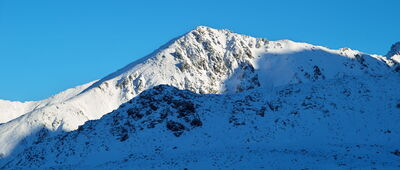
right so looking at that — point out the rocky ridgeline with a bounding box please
[112,26,267,99]
[386,42,400,58]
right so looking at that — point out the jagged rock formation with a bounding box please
[386,42,400,71]
[386,42,400,58]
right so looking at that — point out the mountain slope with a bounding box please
[0,100,37,124]
[0,81,95,124]
[3,72,400,169]
[387,42,400,72]
[386,41,400,58]
[0,26,398,166]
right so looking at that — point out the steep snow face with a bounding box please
[0,26,397,159]
[2,74,400,169]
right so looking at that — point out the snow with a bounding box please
[392,54,400,63]
[386,41,400,58]
[0,81,95,124]
[0,26,399,169]
[0,100,37,124]
[386,41,400,65]
[2,77,400,168]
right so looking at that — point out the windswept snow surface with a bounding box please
[0,26,399,169]
[0,100,37,124]
[3,81,400,169]
[0,81,96,124]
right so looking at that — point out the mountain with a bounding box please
[387,42,400,72]
[0,82,95,124]
[0,26,399,169]
[3,79,400,169]
[386,41,400,58]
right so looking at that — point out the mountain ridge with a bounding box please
[0,26,399,169]
[3,75,400,168]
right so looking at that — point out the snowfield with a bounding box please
[0,26,399,169]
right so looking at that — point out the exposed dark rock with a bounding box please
[312,65,325,80]
[391,150,400,157]
[257,106,266,117]
[127,108,144,120]
[120,134,129,142]
[354,54,368,68]
[166,121,186,137]
[174,101,196,117]
[190,118,203,127]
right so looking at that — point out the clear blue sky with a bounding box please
[0,0,399,101]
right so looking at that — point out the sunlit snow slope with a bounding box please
[0,27,399,169]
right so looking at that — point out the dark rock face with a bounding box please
[190,118,203,127]
[110,85,204,138]
[127,108,144,120]
[391,150,400,157]
[166,121,186,137]
[312,65,325,80]
[175,101,196,118]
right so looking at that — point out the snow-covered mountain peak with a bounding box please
[89,25,389,100]
[386,42,400,65]
[1,26,399,164]
[85,26,269,98]
[192,25,229,34]
[386,41,400,58]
